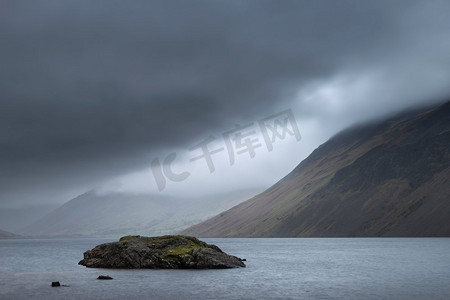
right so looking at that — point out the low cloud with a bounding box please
[1,0,450,206]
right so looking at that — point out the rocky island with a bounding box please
[79,235,245,269]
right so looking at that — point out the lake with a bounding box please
[1,238,449,299]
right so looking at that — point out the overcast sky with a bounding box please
[1,0,450,208]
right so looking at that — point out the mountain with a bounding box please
[0,229,23,239]
[183,101,450,237]
[22,188,260,238]
[0,204,59,233]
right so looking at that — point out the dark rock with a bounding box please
[51,281,61,287]
[97,275,113,280]
[79,235,245,269]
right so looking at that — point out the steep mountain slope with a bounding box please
[183,101,450,237]
[0,229,23,239]
[22,188,259,237]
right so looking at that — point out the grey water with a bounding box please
[0,238,449,300]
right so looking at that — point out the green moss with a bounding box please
[160,236,207,257]
[117,235,209,258]
[151,235,206,246]
[150,235,183,243]
[166,244,200,256]
[119,235,140,242]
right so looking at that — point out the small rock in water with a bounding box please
[51,281,61,287]
[97,275,113,280]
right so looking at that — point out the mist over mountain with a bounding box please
[0,204,58,233]
[0,229,22,239]
[183,101,450,237]
[2,2,450,299]
[22,188,260,238]
[2,1,450,209]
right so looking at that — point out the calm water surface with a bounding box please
[0,238,449,299]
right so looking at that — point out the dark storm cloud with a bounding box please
[1,0,450,206]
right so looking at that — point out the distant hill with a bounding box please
[183,101,450,237]
[0,204,59,233]
[22,188,260,238]
[0,229,23,239]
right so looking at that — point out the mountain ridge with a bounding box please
[22,188,261,238]
[182,101,450,237]
[0,229,23,239]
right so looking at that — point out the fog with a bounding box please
[1,0,450,208]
